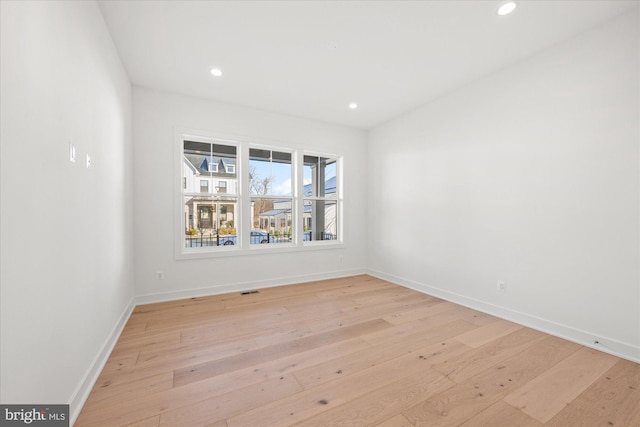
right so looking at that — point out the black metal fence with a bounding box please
[185,231,337,247]
[305,231,337,241]
[185,233,236,247]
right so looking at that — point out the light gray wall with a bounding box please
[367,11,640,361]
[1,3,638,424]
[0,0,134,418]
[132,87,367,301]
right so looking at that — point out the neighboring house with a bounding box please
[183,154,238,232]
[184,152,337,241]
[259,176,337,239]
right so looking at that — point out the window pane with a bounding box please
[183,140,238,250]
[183,195,238,248]
[184,140,237,195]
[180,135,342,255]
[303,155,337,198]
[303,199,337,241]
[250,197,293,244]
[249,149,291,196]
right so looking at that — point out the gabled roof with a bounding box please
[183,154,236,176]
[183,156,198,174]
[304,176,336,196]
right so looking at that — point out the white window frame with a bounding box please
[301,152,343,247]
[175,129,343,259]
[249,144,296,247]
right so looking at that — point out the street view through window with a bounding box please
[181,137,340,251]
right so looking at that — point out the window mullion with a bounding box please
[178,132,341,257]
[240,143,250,248]
[295,151,304,246]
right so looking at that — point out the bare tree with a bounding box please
[249,166,273,228]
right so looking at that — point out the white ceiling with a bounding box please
[97,0,638,130]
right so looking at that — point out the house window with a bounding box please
[178,133,341,256]
[183,139,238,249]
[250,148,293,245]
[303,155,339,242]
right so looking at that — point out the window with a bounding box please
[250,148,293,245]
[178,133,341,256]
[303,155,339,242]
[183,139,238,249]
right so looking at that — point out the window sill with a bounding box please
[176,241,345,260]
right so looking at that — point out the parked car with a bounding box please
[250,230,270,244]
[217,230,271,245]
[217,234,237,245]
[303,230,336,241]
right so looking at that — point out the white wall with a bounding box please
[0,0,134,419]
[133,87,367,300]
[367,11,640,361]
[1,3,636,423]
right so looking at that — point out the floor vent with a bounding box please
[241,290,259,295]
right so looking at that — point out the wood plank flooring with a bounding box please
[75,275,640,426]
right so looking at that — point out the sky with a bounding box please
[250,158,336,196]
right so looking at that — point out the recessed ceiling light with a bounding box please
[497,1,517,16]
[210,68,223,77]
[348,103,358,109]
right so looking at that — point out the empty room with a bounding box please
[1,0,639,426]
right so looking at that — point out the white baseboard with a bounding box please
[368,269,640,364]
[135,268,367,305]
[69,297,136,426]
[70,267,637,426]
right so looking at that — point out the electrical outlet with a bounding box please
[157,271,164,280]
[497,281,506,293]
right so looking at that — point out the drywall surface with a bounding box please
[367,11,640,360]
[133,87,367,300]
[0,0,134,416]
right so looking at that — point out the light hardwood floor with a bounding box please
[75,275,640,426]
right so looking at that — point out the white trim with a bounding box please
[176,131,242,258]
[69,297,136,425]
[175,128,344,259]
[302,152,342,246]
[295,151,304,246]
[178,240,345,260]
[69,269,638,424]
[135,268,365,305]
[367,269,640,363]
